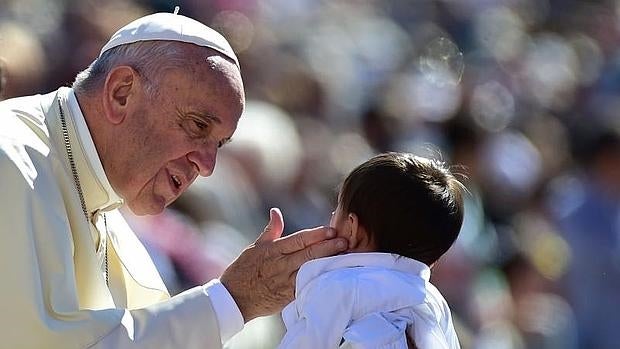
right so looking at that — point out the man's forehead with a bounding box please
[177,102,240,131]
[166,60,244,127]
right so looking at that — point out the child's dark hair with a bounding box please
[339,152,464,265]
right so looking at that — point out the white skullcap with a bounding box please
[99,12,239,67]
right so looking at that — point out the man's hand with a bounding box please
[220,208,348,322]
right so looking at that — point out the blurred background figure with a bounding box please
[3,0,619,347]
[547,127,620,349]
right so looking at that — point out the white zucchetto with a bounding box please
[99,11,239,67]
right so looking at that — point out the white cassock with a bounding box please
[0,87,243,348]
[278,253,461,349]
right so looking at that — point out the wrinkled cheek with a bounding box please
[133,173,167,215]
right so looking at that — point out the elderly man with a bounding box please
[0,12,346,348]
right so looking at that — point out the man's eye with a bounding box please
[193,120,208,130]
[183,118,210,137]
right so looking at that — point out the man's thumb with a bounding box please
[257,207,284,242]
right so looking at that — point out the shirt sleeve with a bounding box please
[277,273,356,349]
[204,279,245,343]
[90,281,245,348]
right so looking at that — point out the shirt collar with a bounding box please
[58,87,124,215]
[296,252,431,292]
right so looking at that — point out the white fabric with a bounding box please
[205,279,245,343]
[278,253,461,349]
[90,284,222,348]
[66,90,123,211]
[100,12,239,67]
[66,89,122,264]
[0,88,244,348]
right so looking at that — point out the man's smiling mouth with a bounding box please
[171,174,182,189]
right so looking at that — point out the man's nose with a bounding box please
[187,146,217,177]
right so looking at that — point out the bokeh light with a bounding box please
[474,6,528,63]
[419,36,464,87]
[211,10,255,53]
[521,33,579,111]
[470,80,515,132]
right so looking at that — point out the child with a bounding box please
[278,152,464,349]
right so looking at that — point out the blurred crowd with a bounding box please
[2,0,620,348]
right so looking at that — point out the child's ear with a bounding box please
[345,212,373,252]
[345,212,360,249]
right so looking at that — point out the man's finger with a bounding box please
[256,208,285,243]
[286,237,348,269]
[275,226,338,254]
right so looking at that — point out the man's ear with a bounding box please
[102,66,139,125]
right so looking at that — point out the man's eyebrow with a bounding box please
[176,106,222,125]
[195,112,221,124]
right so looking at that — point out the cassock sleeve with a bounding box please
[0,134,242,348]
[89,281,243,348]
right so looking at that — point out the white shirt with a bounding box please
[278,253,461,349]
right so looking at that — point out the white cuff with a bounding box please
[204,279,244,344]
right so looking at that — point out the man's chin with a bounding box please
[127,198,167,216]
